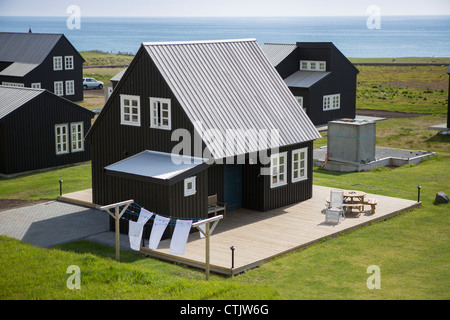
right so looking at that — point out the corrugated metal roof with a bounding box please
[0,32,68,76]
[0,62,39,77]
[261,43,297,67]
[144,39,321,160]
[284,70,331,88]
[105,150,208,184]
[0,85,44,119]
[0,32,62,64]
[110,67,127,82]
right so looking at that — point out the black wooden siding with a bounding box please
[90,46,202,211]
[206,141,314,212]
[107,169,208,239]
[0,91,93,175]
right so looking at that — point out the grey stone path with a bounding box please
[0,200,130,248]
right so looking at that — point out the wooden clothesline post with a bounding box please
[99,199,134,261]
[192,214,223,280]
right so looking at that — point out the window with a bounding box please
[292,148,308,182]
[31,83,41,89]
[53,56,63,70]
[1,82,24,87]
[65,80,75,95]
[55,124,69,155]
[150,97,171,130]
[120,94,141,126]
[65,56,74,70]
[54,81,63,96]
[300,60,326,71]
[270,152,287,188]
[323,93,340,111]
[184,177,196,196]
[71,122,84,152]
[294,96,306,113]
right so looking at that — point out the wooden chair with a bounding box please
[207,194,226,217]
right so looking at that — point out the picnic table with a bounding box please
[327,190,377,215]
[343,190,366,213]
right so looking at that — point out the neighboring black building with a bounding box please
[0,85,94,176]
[0,32,85,102]
[85,39,321,236]
[261,42,359,125]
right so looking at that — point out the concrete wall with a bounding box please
[327,120,376,163]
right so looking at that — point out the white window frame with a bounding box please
[323,93,340,111]
[150,97,171,130]
[70,122,84,152]
[55,124,69,155]
[2,82,24,87]
[300,60,326,71]
[120,94,141,126]
[31,83,41,89]
[53,56,63,71]
[294,96,307,113]
[292,148,308,183]
[54,81,64,96]
[184,177,196,196]
[270,152,288,188]
[65,80,75,96]
[65,56,74,70]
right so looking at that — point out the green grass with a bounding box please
[349,57,450,64]
[80,51,134,66]
[0,236,278,300]
[0,163,91,201]
[355,65,448,114]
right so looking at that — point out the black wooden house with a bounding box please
[0,32,85,102]
[261,42,359,125]
[86,39,321,235]
[0,85,94,176]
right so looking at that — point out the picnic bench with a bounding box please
[208,194,226,217]
[326,196,377,215]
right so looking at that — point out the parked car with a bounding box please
[83,77,104,89]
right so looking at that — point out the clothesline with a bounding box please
[104,201,204,226]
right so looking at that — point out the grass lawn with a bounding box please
[80,51,134,66]
[0,57,449,300]
[0,163,91,201]
[356,65,448,114]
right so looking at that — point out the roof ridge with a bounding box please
[143,38,256,46]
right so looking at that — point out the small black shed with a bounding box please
[0,85,95,176]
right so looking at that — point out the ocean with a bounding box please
[0,15,449,58]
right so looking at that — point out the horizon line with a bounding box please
[1,14,450,18]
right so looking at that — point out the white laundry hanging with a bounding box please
[137,207,153,224]
[148,214,170,250]
[198,224,206,239]
[170,219,193,255]
[128,220,144,251]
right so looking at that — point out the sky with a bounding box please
[0,0,450,17]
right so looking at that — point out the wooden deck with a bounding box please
[58,186,421,276]
[141,185,420,276]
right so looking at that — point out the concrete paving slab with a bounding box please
[0,201,109,247]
